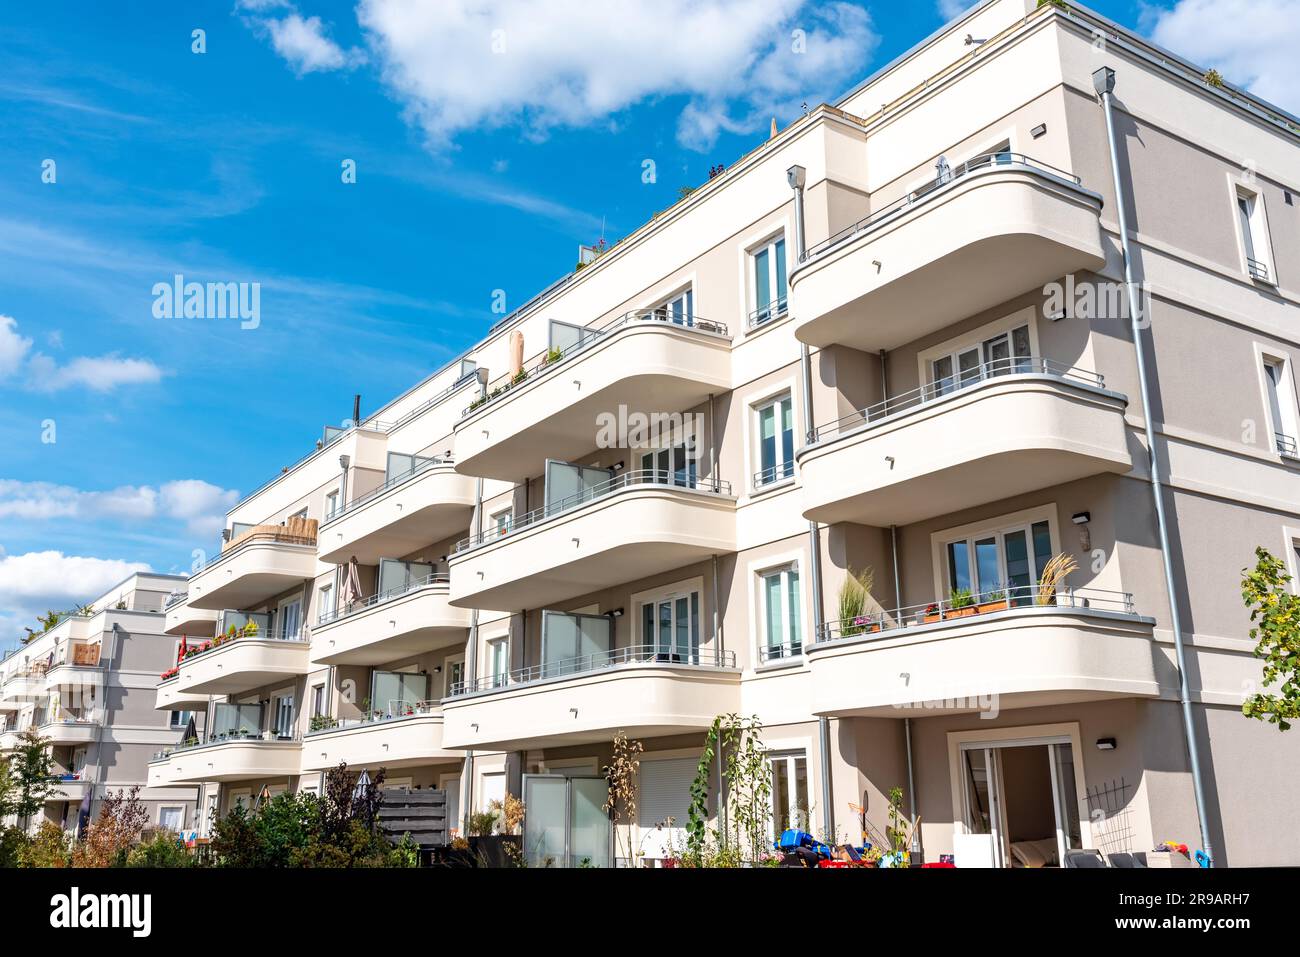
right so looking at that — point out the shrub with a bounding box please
[21,821,71,868]
[126,832,194,868]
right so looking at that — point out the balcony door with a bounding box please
[930,323,1031,396]
[523,774,612,868]
[639,443,697,488]
[277,597,302,640]
[640,591,700,663]
[540,610,612,677]
[545,460,614,515]
[944,519,1053,605]
[272,694,295,739]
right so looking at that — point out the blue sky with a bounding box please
[1,0,1293,648]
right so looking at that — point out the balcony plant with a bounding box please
[947,587,977,619]
[976,584,1008,614]
[837,567,875,637]
[1036,553,1079,605]
[602,731,644,866]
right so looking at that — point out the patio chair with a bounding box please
[1063,848,1107,868]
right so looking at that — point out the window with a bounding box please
[492,508,513,538]
[944,519,1054,605]
[158,806,185,832]
[769,752,810,836]
[272,693,295,738]
[638,590,701,663]
[445,655,465,696]
[750,236,788,327]
[371,671,429,714]
[325,489,340,519]
[310,684,325,718]
[639,441,698,488]
[1262,356,1299,457]
[317,583,333,621]
[1236,187,1273,282]
[290,507,308,522]
[488,638,509,688]
[650,288,695,325]
[755,394,795,488]
[277,597,302,640]
[378,558,435,598]
[169,710,193,729]
[929,324,1031,397]
[760,564,802,660]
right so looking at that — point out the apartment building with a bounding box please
[149,0,1300,866]
[0,572,198,834]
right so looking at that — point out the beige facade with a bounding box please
[0,572,199,834]
[144,0,1300,866]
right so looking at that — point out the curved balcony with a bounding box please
[155,677,211,712]
[797,361,1131,526]
[47,777,91,802]
[807,587,1161,717]
[38,719,100,745]
[44,642,103,692]
[448,470,736,612]
[443,645,741,751]
[149,734,303,785]
[454,313,732,482]
[311,575,470,666]
[156,633,311,702]
[164,592,219,637]
[187,528,319,611]
[301,705,460,772]
[788,155,1105,351]
[1,668,47,706]
[318,460,476,566]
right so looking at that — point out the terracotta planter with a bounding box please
[976,599,1009,614]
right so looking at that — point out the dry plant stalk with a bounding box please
[1036,552,1079,604]
[602,730,645,866]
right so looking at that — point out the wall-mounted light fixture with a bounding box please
[1031,123,1048,139]
[1073,511,1092,551]
[1096,737,1117,751]
[607,608,625,619]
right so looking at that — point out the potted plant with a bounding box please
[511,368,529,386]
[947,587,977,618]
[836,567,874,637]
[920,602,942,624]
[543,346,564,366]
[976,584,1008,614]
[1036,553,1079,605]
[243,619,259,638]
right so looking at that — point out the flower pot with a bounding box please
[947,606,977,619]
[976,599,1008,614]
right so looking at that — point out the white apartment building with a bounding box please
[0,572,199,834]
[148,0,1300,866]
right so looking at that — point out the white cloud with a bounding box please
[355,0,880,150]
[0,479,238,536]
[936,0,977,20]
[0,551,151,648]
[1147,0,1300,114]
[267,13,364,74]
[0,314,165,393]
[0,314,32,378]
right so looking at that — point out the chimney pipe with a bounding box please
[352,394,361,427]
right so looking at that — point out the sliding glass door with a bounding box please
[523,774,613,868]
[944,519,1053,605]
[640,592,699,663]
[541,610,612,677]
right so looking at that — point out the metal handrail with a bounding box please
[316,573,451,626]
[758,642,804,663]
[1247,258,1271,282]
[450,643,736,696]
[164,591,188,610]
[306,699,441,735]
[321,457,449,526]
[460,310,729,418]
[753,461,795,488]
[802,153,1083,262]
[817,585,1137,643]
[1276,432,1299,457]
[807,357,1106,444]
[153,729,304,762]
[169,629,309,673]
[203,529,316,575]
[454,469,731,553]
[747,294,788,329]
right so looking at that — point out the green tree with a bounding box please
[0,754,16,819]
[1241,546,1300,731]
[11,729,56,825]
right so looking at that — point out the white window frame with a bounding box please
[757,561,805,660]
[324,489,340,519]
[644,284,696,325]
[930,504,1060,604]
[1255,345,1299,458]
[747,231,789,327]
[752,391,796,490]
[270,689,296,739]
[917,308,1041,389]
[276,594,304,640]
[632,577,705,662]
[444,653,466,696]
[767,750,811,838]
[487,637,509,687]
[310,684,325,718]
[1231,181,1276,284]
[491,507,513,537]
[158,805,186,831]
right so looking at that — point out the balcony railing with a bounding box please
[306,699,440,735]
[1247,257,1271,282]
[753,461,795,488]
[801,153,1082,263]
[316,573,451,626]
[449,643,736,696]
[152,728,303,763]
[454,469,731,554]
[747,294,788,329]
[817,585,1136,643]
[807,357,1106,444]
[1276,432,1298,458]
[164,591,188,610]
[460,310,729,418]
[321,456,450,526]
[758,641,804,663]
